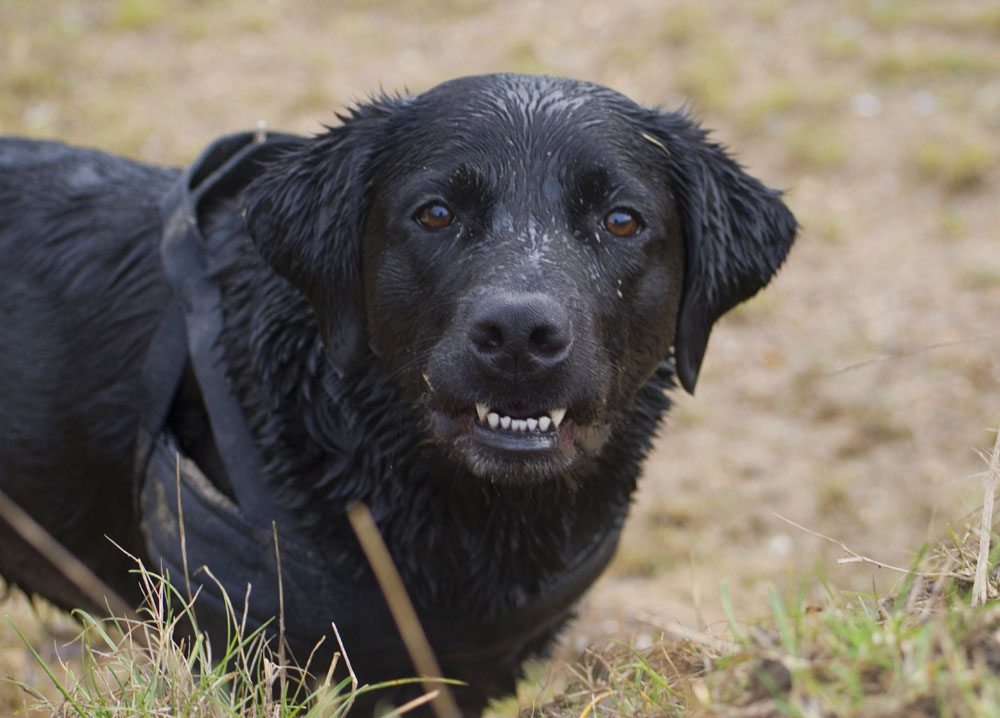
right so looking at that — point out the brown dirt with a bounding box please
[2,0,999,712]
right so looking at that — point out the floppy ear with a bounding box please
[242,104,394,375]
[647,111,798,393]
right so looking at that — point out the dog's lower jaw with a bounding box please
[456,436,576,484]
[427,408,610,485]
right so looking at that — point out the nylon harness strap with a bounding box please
[135,130,301,529]
[133,131,623,674]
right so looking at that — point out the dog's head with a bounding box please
[244,74,796,483]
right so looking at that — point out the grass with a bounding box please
[4,558,440,717]
[7,509,1000,717]
[109,0,169,32]
[912,137,996,194]
[524,528,1000,718]
[871,47,1000,85]
[784,121,847,172]
[674,41,738,113]
[522,433,1000,717]
[740,80,802,133]
[656,5,714,46]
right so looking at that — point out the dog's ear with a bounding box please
[243,104,395,375]
[645,111,798,393]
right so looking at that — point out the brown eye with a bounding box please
[415,202,454,229]
[603,209,640,237]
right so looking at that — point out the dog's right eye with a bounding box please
[603,208,641,238]
[415,202,454,230]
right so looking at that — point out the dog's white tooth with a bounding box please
[549,408,567,429]
[514,419,527,432]
[538,416,552,432]
[487,412,500,429]
[526,417,538,432]
[475,403,489,422]
[500,416,511,429]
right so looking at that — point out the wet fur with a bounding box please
[0,75,796,714]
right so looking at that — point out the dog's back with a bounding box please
[0,138,177,607]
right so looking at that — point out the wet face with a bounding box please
[360,76,684,483]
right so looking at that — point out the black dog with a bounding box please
[0,74,796,714]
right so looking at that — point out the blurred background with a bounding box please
[1,0,999,712]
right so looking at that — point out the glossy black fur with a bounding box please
[0,75,796,714]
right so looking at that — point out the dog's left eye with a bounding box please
[415,202,455,230]
[603,209,641,238]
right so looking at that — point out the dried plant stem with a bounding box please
[972,429,1000,606]
[175,453,192,603]
[771,512,964,579]
[273,521,287,702]
[824,332,1000,377]
[0,487,134,619]
[347,501,462,718]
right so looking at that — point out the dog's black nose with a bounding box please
[468,293,572,377]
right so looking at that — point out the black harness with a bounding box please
[133,131,621,683]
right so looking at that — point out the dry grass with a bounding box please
[516,432,1000,717]
[8,516,1000,718]
[3,544,444,718]
[521,479,1000,718]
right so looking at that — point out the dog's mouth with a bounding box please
[431,403,571,449]
[473,403,566,443]
[426,400,606,482]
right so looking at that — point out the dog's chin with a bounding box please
[427,408,608,485]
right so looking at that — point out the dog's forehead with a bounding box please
[431,74,610,117]
[406,74,642,149]
[377,74,655,185]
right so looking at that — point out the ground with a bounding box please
[1,0,999,714]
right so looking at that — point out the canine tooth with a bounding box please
[538,416,552,432]
[549,408,566,429]
[475,403,489,422]
[487,412,500,429]
[526,417,538,432]
[500,416,511,429]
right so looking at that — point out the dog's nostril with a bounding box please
[471,322,504,352]
[529,324,569,356]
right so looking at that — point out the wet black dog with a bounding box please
[0,74,796,714]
